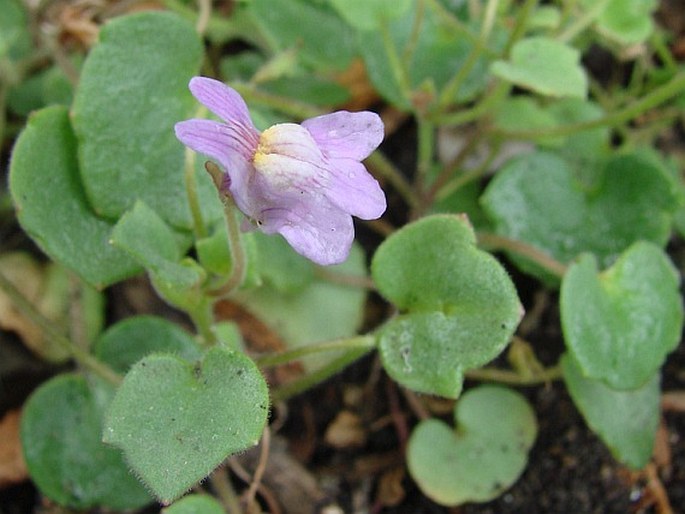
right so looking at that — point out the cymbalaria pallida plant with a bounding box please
[175,77,386,265]
[4,0,685,512]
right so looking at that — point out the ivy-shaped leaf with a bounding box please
[104,347,269,503]
[560,242,683,390]
[21,375,151,509]
[491,37,588,98]
[9,106,138,287]
[71,11,221,230]
[562,354,660,469]
[408,385,537,505]
[372,215,522,398]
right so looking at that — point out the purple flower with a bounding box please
[174,77,386,265]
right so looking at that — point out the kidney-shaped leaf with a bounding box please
[103,347,269,503]
[71,11,221,230]
[20,374,151,510]
[407,385,537,506]
[94,315,202,374]
[9,106,138,288]
[491,37,588,98]
[111,201,207,312]
[560,242,683,390]
[481,151,681,281]
[581,0,657,45]
[562,354,659,469]
[372,215,522,398]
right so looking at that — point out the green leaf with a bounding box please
[220,51,264,82]
[329,0,413,30]
[494,97,563,146]
[247,0,356,71]
[9,106,139,288]
[71,11,221,230]
[481,151,681,281]
[111,201,206,310]
[407,385,537,506]
[376,314,458,398]
[372,215,522,398]
[583,0,657,45]
[529,5,562,30]
[162,494,225,514]
[20,374,152,510]
[196,225,234,277]
[560,242,683,390]
[491,37,588,98]
[236,242,367,371]
[112,201,185,263]
[261,75,350,107]
[0,0,31,60]
[359,2,493,109]
[562,354,659,469]
[103,347,269,503]
[252,231,315,293]
[431,178,490,229]
[545,98,609,183]
[7,58,76,116]
[94,315,203,374]
[7,72,45,115]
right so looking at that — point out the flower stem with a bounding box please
[210,197,247,297]
[413,116,435,207]
[194,0,212,35]
[434,80,510,126]
[366,151,419,209]
[493,71,685,140]
[269,345,374,402]
[231,82,323,120]
[314,268,375,290]
[438,37,487,109]
[503,0,539,55]
[211,466,243,514]
[183,146,208,240]
[477,232,568,278]
[380,19,413,106]
[256,335,376,368]
[244,426,270,512]
[556,0,610,43]
[425,0,487,49]
[435,139,501,201]
[480,0,499,40]
[0,82,7,146]
[422,127,485,208]
[402,0,425,65]
[465,364,562,384]
[188,299,218,348]
[0,271,122,385]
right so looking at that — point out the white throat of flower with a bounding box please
[253,123,323,184]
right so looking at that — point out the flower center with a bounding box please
[252,123,323,187]
[255,123,321,161]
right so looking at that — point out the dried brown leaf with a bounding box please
[324,410,367,449]
[0,410,28,488]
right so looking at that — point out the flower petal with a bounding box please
[302,111,384,161]
[174,119,257,214]
[265,194,354,265]
[188,77,256,130]
[324,159,386,220]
